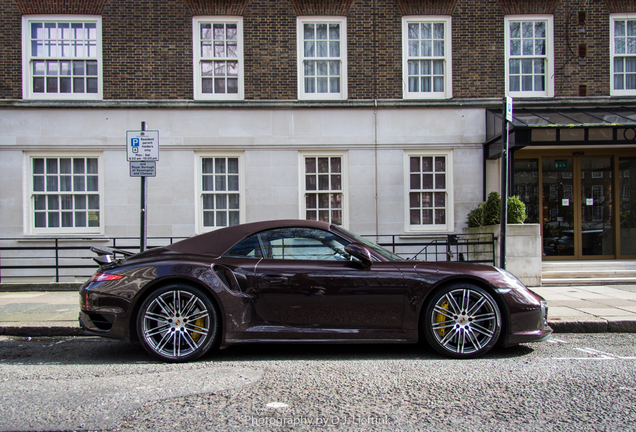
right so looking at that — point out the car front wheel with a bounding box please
[423,284,501,359]
[137,284,219,362]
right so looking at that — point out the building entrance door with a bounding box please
[542,156,615,259]
[514,151,635,260]
[580,157,614,256]
[542,157,576,257]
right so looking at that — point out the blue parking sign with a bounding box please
[126,130,159,162]
[131,137,140,153]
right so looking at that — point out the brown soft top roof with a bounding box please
[164,219,334,257]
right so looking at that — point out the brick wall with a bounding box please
[452,0,506,98]
[102,0,193,99]
[451,0,613,99]
[0,0,622,101]
[552,0,611,97]
[242,0,297,100]
[0,0,23,99]
[347,0,402,99]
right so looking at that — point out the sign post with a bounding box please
[127,122,159,252]
[500,97,513,269]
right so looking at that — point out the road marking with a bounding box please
[266,402,289,409]
[554,347,636,361]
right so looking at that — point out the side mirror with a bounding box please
[345,243,373,268]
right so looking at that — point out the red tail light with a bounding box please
[89,272,124,282]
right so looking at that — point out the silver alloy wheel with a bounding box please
[427,286,500,357]
[140,289,213,360]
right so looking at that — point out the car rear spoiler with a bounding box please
[90,246,135,267]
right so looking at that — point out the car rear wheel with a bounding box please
[137,284,219,362]
[423,284,501,359]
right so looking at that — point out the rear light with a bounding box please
[89,272,124,282]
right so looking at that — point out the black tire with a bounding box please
[423,284,501,359]
[136,284,219,362]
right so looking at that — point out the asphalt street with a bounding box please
[1,333,635,431]
[1,284,635,431]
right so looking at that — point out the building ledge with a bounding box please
[2,96,636,110]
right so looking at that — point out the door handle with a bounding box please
[262,274,288,284]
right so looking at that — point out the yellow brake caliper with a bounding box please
[435,299,450,337]
[191,318,205,343]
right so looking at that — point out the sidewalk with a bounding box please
[0,291,82,337]
[1,285,636,337]
[531,284,636,333]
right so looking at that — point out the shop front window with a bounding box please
[513,160,539,224]
[619,157,636,255]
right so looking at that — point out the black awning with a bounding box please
[485,106,636,159]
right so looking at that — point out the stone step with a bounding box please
[541,260,636,286]
[542,269,636,278]
[541,277,636,286]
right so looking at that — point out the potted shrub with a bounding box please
[464,191,542,286]
[467,191,526,227]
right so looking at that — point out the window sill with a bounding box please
[15,236,110,243]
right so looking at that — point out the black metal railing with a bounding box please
[362,233,496,264]
[0,233,495,283]
[0,237,185,283]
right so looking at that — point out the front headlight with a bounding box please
[494,267,527,293]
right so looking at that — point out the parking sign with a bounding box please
[126,130,159,162]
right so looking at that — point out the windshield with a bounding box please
[334,227,406,262]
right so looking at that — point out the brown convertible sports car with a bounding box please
[80,219,551,362]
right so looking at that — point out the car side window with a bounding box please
[270,237,336,260]
[224,227,351,261]
[225,234,261,258]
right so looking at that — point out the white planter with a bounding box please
[463,224,542,287]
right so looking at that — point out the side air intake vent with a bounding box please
[87,313,115,331]
[213,265,243,293]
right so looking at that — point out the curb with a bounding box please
[0,323,83,337]
[548,320,636,333]
[0,283,81,292]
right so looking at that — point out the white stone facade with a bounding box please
[0,106,485,240]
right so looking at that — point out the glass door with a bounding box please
[516,150,636,259]
[542,158,575,257]
[620,157,636,256]
[580,157,614,257]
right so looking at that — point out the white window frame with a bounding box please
[21,15,103,100]
[297,16,348,100]
[404,150,454,233]
[195,153,246,233]
[402,16,452,99]
[505,15,554,98]
[25,153,104,235]
[192,17,244,100]
[299,151,349,228]
[610,13,636,96]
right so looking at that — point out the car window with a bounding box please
[270,237,337,260]
[224,227,352,261]
[225,235,261,258]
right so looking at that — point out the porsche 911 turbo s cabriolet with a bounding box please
[80,219,551,362]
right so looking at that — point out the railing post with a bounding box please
[55,238,60,282]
